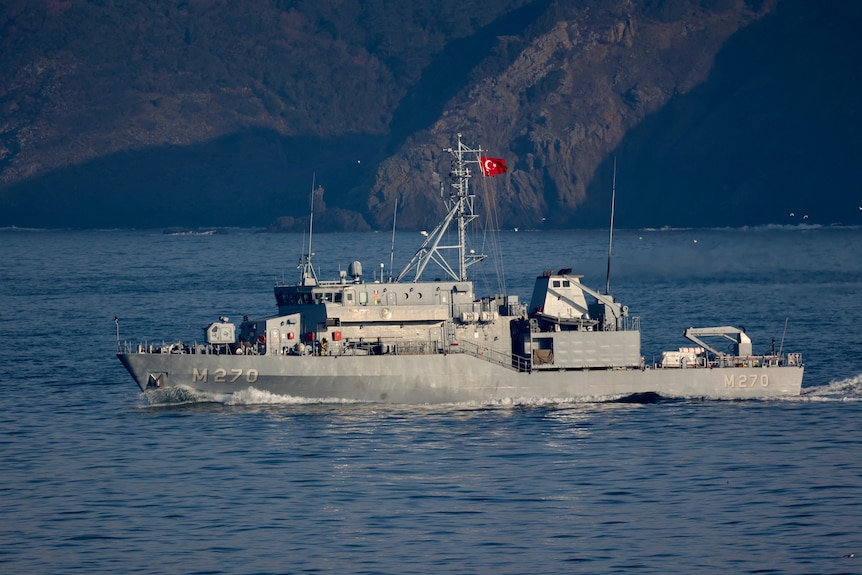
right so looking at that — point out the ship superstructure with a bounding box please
[118,135,804,402]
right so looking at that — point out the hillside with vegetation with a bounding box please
[1,0,859,230]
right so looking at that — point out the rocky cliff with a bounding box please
[1,0,858,230]
[369,0,781,230]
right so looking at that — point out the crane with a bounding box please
[683,326,752,357]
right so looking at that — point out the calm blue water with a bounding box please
[1,226,861,574]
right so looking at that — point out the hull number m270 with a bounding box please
[724,373,768,388]
[193,368,259,384]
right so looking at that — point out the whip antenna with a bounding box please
[389,198,398,282]
[605,156,617,295]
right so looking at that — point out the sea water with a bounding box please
[1,226,861,574]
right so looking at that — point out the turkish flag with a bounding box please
[479,156,507,177]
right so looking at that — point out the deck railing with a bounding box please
[449,339,530,372]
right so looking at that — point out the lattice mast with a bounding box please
[396,134,486,282]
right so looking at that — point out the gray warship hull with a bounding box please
[118,352,803,403]
[117,134,805,403]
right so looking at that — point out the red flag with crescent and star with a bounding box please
[479,156,507,177]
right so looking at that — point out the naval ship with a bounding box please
[117,135,804,403]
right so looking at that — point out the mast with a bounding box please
[388,198,398,282]
[299,175,319,286]
[605,156,616,295]
[396,133,486,283]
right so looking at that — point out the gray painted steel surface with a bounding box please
[117,135,805,402]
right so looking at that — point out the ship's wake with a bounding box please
[140,385,368,407]
[140,385,215,406]
[139,375,862,408]
[798,374,862,401]
[140,386,676,409]
[223,387,366,406]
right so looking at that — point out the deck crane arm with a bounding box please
[573,279,628,330]
[683,326,752,357]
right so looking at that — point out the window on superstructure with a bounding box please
[553,280,561,288]
[563,280,570,287]
[335,292,343,303]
